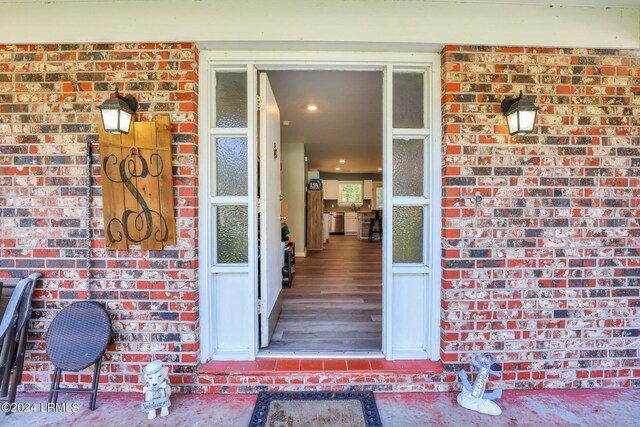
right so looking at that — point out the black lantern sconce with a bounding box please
[501,90,540,136]
[97,87,139,135]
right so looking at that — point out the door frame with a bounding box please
[198,50,442,361]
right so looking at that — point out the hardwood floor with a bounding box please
[265,234,382,354]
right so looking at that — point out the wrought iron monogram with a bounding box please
[102,147,170,245]
[99,116,176,250]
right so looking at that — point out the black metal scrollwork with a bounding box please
[102,149,169,245]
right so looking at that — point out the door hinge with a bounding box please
[257,95,265,112]
[256,198,261,214]
[258,299,264,314]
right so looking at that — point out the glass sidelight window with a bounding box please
[386,66,437,360]
[211,70,250,265]
[215,137,248,197]
[216,205,248,263]
[392,73,424,129]
[391,71,429,267]
[215,72,247,128]
[392,206,424,264]
[393,138,424,198]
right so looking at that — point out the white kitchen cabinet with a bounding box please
[323,213,331,243]
[363,180,373,200]
[344,212,359,235]
[324,180,339,199]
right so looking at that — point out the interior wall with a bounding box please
[320,173,382,210]
[281,142,306,256]
[320,172,383,181]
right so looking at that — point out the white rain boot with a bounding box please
[457,389,502,416]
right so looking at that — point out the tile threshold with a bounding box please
[198,359,444,375]
[257,351,384,359]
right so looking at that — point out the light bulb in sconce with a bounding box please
[501,90,540,136]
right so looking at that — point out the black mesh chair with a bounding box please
[0,273,41,414]
[46,301,112,410]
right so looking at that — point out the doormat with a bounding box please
[248,390,383,427]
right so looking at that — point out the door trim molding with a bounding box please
[198,50,442,362]
[266,292,283,345]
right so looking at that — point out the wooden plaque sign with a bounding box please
[98,115,176,250]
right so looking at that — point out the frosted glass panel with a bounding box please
[215,138,247,196]
[393,206,423,264]
[216,205,248,264]
[393,73,424,129]
[215,72,247,128]
[393,138,423,196]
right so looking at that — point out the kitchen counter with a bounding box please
[324,209,376,214]
[357,211,382,241]
[323,211,382,238]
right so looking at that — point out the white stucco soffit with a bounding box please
[1,0,639,49]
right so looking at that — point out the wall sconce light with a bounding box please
[501,91,540,136]
[97,87,139,134]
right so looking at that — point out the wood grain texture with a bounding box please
[98,122,127,249]
[265,235,382,353]
[306,190,323,251]
[98,116,176,250]
[135,122,162,250]
[155,115,176,246]
[120,129,142,243]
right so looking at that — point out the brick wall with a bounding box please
[0,43,199,392]
[1,42,639,394]
[441,46,640,388]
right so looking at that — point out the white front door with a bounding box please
[259,72,283,347]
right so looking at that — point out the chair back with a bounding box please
[16,273,42,333]
[0,279,29,341]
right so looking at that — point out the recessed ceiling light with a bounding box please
[378,168,382,171]
[306,105,318,111]
[335,167,341,171]
[339,159,345,163]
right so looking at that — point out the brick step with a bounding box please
[194,359,455,393]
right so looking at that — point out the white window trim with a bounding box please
[337,180,364,206]
[198,50,442,362]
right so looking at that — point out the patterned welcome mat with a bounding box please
[248,391,383,427]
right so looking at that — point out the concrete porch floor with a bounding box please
[4,389,638,426]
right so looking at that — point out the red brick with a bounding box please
[0,42,199,394]
[441,45,638,394]
[1,42,637,395]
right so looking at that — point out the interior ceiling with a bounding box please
[267,70,382,174]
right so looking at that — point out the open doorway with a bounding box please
[199,50,440,362]
[258,70,383,355]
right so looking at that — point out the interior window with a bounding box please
[338,181,363,206]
